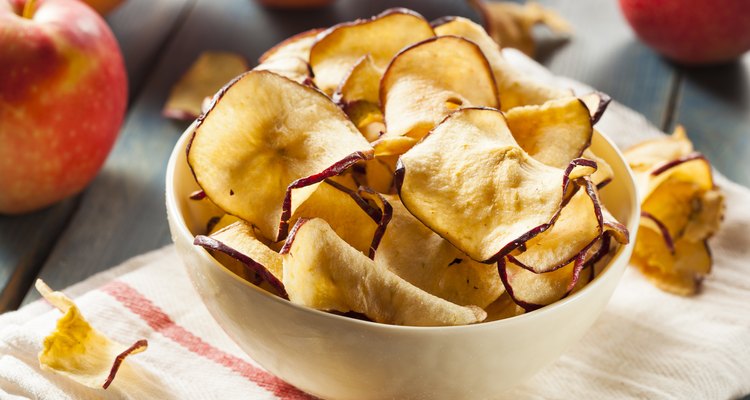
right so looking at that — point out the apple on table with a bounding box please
[619,0,750,65]
[0,0,127,214]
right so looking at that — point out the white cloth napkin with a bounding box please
[1,50,749,400]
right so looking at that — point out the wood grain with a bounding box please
[537,0,678,128]
[0,0,193,312]
[669,54,750,187]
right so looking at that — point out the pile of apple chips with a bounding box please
[625,127,724,296]
[187,9,630,326]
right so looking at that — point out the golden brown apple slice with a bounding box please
[375,195,504,308]
[254,56,312,85]
[288,179,381,256]
[259,28,323,64]
[396,107,593,263]
[163,51,249,120]
[624,125,694,172]
[309,9,434,95]
[432,16,570,110]
[582,147,614,188]
[188,70,373,242]
[194,220,286,297]
[381,35,499,140]
[281,218,486,326]
[508,178,603,274]
[36,280,148,389]
[505,96,593,168]
[632,213,712,296]
[333,54,381,105]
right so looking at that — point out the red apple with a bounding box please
[0,0,127,213]
[619,0,750,65]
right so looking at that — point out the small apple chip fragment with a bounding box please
[35,280,148,390]
[187,70,373,242]
[163,51,249,121]
[281,218,487,326]
[310,8,435,95]
[396,107,593,263]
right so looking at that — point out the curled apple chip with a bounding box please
[35,280,147,389]
[188,70,373,241]
[624,125,693,172]
[259,28,323,64]
[254,56,311,85]
[163,51,249,120]
[289,179,382,256]
[381,36,499,140]
[309,8,434,95]
[194,221,286,297]
[509,178,603,274]
[505,96,593,168]
[396,107,592,262]
[432,16,570,110]
[582,147,614,188]
[375,196,504,308]
[281,218,486,326]
[632,214,711,296]
[333,54,380,106]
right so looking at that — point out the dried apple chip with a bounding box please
[624,125,694,172]
[432,16,570,110]
[35,280,147,390]
[288,179,382,256]
[509,178,603,274]
[254,56,312,85]
[259,28,323,64]
[505,96,593,168]
[582,147,614,188]
[281,218,486,326]
[381,35,499,140]
[188,70,373,241]
[375,195,504,308]
[194,220,286,297]
[396,107,592,263]
[163,51,249,121]
[632,214,711,296]
[309,8,434,95]
[333,54,380,106]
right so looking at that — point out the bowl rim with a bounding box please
[166,123,640,333]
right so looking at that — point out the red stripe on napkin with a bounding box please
[101,281,314,400]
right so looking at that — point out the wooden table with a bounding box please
[2,0,748,314]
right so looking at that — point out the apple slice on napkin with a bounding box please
[187,70,373,242]
[35,280,148,390]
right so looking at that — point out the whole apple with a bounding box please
[619,0,750,65]
[0,0,127,214]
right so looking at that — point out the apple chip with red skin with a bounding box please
[508,178,603,274]
[375,195,504,308]
[625,128,724,296]
[309,8,434,95]
[632,213,712,296]
[281,218,486,326]
[259,28,323,64]
[163,51,249,121]
[396,107,593,263]
[35,280,148,390]
[432,16,570,110]
[505,96,593,168]
[194,220,286,297]
[289,179,382,256]
[380,35,499,142]
[187,70,373,242]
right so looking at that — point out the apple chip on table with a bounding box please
[186,8,629,326]
[624,127,724,296]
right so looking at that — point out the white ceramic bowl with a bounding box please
[166,125,639,400]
